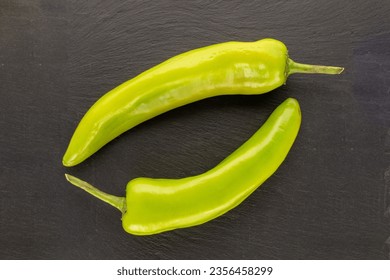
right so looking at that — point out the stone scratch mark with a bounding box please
[384,127,390,259]
[384,165,390,259]
[385,236,390,260]
[384,166,390,218]
[385,128,390,216]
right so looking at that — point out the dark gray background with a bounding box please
[1,0,389,259]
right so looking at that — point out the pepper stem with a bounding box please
[287,58,344,76]
[65,174,126,214]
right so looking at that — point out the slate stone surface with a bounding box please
[0,0,389,259]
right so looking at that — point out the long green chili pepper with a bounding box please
[63,38,342,167]
[65,98,301,235]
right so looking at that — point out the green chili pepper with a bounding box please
[65,98,301,235]
[62,38,342,167]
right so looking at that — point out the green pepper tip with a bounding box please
[62,152,78,167]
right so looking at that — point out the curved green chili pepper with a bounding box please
[63,38,342,167]
[65,98,301,235]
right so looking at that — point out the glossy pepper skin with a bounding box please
[63,38,342,167]
[65,98,301,235]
